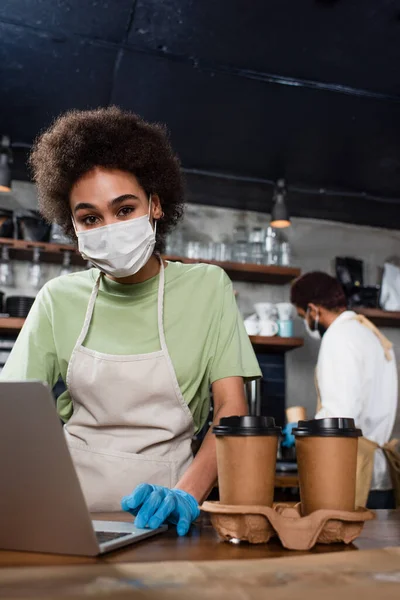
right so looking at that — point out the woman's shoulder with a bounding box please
[40,269,96,303]
[166,260,231,289]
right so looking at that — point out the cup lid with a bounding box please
[293,418,362,438]
[213,416,282,437]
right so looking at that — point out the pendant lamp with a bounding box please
[270,178,290,228]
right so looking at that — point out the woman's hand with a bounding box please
[121,483,200,536]
[281,422,296,448]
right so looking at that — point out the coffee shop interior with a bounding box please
[0,1,399,598]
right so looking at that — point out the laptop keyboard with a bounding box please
[95,531,131,544]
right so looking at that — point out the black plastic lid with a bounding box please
[293,418,362,438]
[213,416,282,437]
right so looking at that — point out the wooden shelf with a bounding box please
[0,237,84,266]
[0,239,302,343]
[0,318,304,354]
[354,307,400,328]
[249,336,304,353]
[0,318,25,333]
[161,255,300,284]
[0,237,74,253]
[0,239,300,284]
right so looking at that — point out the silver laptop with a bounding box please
[0,381,167,556]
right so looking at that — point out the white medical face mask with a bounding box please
[304,307,321,341]
[75,197,157,278]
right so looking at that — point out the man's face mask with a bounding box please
[303,307,322,341]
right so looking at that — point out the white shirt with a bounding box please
[315,311,398,490]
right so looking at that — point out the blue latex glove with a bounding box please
[121,484,200,536]
[281,422,296,448]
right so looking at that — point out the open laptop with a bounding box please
[0,381,167,556]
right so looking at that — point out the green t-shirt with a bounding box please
[0,261,261,432]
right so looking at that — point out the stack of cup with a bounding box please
[275,302,293,337]
[293,418,362,514]
[213,416,282,506]
[254,303,278,337]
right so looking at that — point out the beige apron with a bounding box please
[64,260,194,511]
[315,315,400,508]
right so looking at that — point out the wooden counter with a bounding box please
[0,510,398,568]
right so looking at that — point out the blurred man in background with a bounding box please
[289,271,399,509]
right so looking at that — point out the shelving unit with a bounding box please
[249,336,304,354]
[165,255,300,284]
[0,238,301,284]
[0,237,84,265]
[0,318,24,333]
[354,307,400,328]
[0,238,305,352]
[0,318,304,354]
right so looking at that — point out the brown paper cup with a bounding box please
[213,416,281,507]
[216,435,278,506]
[296,436,358,514]
[286,406,307,424]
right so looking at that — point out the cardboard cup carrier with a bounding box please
[293,417,362,514]
[213,416,281,506]
[203,415,373,550]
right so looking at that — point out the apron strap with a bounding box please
[353,314,393,361]
[157,257,168,353]
[74,260,166,353]
[74,271,102,349]
[382,439,400,507]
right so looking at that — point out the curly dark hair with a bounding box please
[29,106,184,252]
[291,271,347,311]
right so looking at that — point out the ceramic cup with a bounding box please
[278,320,294,337]
[275,302,293,321]
[254,302,275,321]
[259,319,279,336]
[244,319,260,336]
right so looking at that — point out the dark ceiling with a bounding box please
[1,0,400,228]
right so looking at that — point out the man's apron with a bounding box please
[315,315,400,507]
[64,260,194,511]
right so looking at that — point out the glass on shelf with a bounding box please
[185,241,202,260]
[250,245,265,265]
[214,242,232,263]
[249,227,265,265]
[232,225,249,264]
[27,247,45,290]
[279,241,291,266]
[201,241,216,261]
[0,245,15,287]
[165,230,185,257]
[265,227,279,265]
